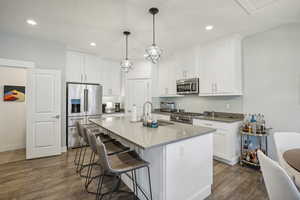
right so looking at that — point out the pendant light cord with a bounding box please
[125,34,128,59]
[152,14,156,45]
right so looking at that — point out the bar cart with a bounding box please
[240,128,271,168]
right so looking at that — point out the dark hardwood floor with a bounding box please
[0,149,268,200]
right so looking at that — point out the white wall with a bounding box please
[243,23,300,158]
[0,32,67,148]
[0,67,26,152]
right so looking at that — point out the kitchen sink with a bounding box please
[157,120,174,126]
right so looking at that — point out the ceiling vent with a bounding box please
[234,0,279,14]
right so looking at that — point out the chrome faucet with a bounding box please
[211,110,215,119]
[143,101,153,122]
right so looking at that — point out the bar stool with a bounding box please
[94,136,153,200]
[75,121,115,174]
[83,128,130,194]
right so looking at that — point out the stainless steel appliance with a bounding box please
[176,78,199,95]
[170,112,203,124]
[66,82,102,148]
[160,101,176,112]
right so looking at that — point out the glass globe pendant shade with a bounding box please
[144,44,162,64]
[120,31,133,73]
[120,58,133,72]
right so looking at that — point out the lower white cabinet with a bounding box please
[193,119,241,165]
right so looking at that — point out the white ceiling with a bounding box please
[0,0,299,60]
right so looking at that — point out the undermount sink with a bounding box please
[157,120,174,126]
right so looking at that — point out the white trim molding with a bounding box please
[0,58,35,68]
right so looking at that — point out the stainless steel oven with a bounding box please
[176,78,199,95]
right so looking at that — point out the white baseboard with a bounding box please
[0,144,25,152]
[189,185,211,200]
[213,156,239,166]
[61,146,67,153]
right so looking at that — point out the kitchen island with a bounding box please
[90,116,216,200]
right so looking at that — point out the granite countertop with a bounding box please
[103,110,125,115]
[89,117,215,149]
[193,116,242,123]
[152,110,243,123]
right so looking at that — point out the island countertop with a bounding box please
[89,116,216,149]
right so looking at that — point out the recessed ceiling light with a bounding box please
[26,19,37,26]
[205,25,214,30]
[90,42,96,47]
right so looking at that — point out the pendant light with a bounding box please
[120,31,133,72]
[144,7,162,64]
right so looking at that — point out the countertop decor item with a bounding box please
[144,7,162,64]
[120,31,133,72]
[3,85,25,102]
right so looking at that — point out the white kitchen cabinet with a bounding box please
[66,51,85,82]
[158,60,179,97]
[197,35,242,96]
[193,119,241,165]
[66,51,121,96]
[66,51,101,83]
[175,48,197,80]
[84,54,101,84]
[99,60,121,96]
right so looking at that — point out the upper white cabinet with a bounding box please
[174,48,197,80]
[66,51,85,82]
[66,51,121,96]
[66,51,101,83]
[99,59,121,96]
[126,61,152,79]
[196,35,242,96]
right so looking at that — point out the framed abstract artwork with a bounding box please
[3,85,26,102]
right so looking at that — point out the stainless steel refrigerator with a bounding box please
[66,82,102,148]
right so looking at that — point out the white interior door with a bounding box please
[26,69,61,159]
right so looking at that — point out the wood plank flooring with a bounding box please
[0,149,268,200]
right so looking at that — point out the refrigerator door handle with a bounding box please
[84,89,88,112]
[86,89,89,112]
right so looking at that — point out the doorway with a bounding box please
[0,66,27,164]
[0,58,62,162]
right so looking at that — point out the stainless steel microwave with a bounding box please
[176,78,199,95]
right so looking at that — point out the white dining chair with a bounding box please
[273,132,300,188]
[257,150,300,200]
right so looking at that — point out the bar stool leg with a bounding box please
[78,146,87,175]
[96,174,104,200]
[85,151,95,188]
[147,166,153,200]
[131,171,136,199]
[76,145,84,172]
[74,137,83,165]
[134,170,138,199]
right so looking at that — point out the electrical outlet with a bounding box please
[226,104,231,109]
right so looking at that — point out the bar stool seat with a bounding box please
[107,151,149,173]
[84,129,130,195]
[95,138,153,200]
[105,140,130,156]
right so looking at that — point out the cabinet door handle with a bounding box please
[81,74,83,82]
